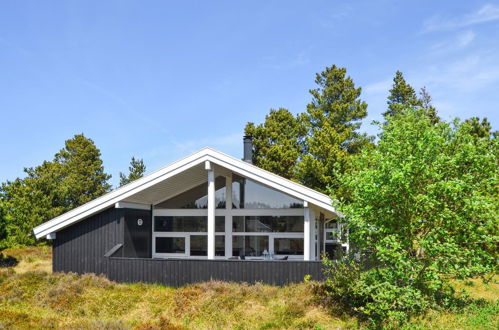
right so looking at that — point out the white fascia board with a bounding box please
[33,147,337,239]
[33,149,211,238]
[115,202,151,210]
[203,149,336,213]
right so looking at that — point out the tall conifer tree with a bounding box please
[296,65,372,195]
[383,71,421,119]
[119,157,146,186]
[0,134,111,246]
[464,117,497,140]
[418,86,439,124]
[54,134,112,208]
[244,108,305,179]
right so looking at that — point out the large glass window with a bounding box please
[215,235,225,256]
[190,235,207,256]
[232,216,304,232]
[155,237,185,254]
[232,236,269,257]
[274,238,304,255]
[155,176,226,209]
[189,235,225,256]
[154,216,225,232]
[151,173,309,259]
[232,175,303,209]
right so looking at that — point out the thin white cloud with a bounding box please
[260,50,310,70]
[423,54,499,92]
[423,4,499,32]
[456,30,476,47]
[79,78,172,136]
[172,132,242,154]
[361,49,499,129]
[144,132,242,162]
[363,79,392,96]
[318,3,354,28]
[429,30,476,55]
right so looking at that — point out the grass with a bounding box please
[406,278,499,330]
[0,246,497,329]
[0,246,355,329]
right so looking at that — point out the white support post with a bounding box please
[309,208,316,260]
[225,175,233,258]
[207,162,215,259]
[304,201,311,261]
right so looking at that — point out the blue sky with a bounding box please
[1,1,498,187]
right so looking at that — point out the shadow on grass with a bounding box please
[0,253,19,268]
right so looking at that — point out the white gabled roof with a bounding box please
[33,147,338,239]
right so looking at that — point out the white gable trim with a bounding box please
[33,147,337,239]
[33,150,209,238]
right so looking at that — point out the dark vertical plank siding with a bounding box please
[53,207,124,274]
[53,207,324,287]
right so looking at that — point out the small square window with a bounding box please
[155,237,185,254]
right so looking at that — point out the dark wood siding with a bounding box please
[53,207,125,274]
[53,207,324,287]
[105,258,323,287]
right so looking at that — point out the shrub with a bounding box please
[320,109,498,327]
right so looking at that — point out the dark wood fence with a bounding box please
[101,257,324,287]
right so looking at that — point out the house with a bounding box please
[33,137,346,286]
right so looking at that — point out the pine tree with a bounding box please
[0,201,7,250]
[119,157,146,186]
[419,86,439,124]
[383,71,421,119]
[244,108,305,179]
[54,134,112,208]
[0,134,111,246]
[296,65,373,195]
[464,117,497,140]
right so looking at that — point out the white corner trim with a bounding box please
[46,232,56,240]
[304,207,310,261]
[115,202,151,210]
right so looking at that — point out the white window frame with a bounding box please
[323,220,349,255]
[230,214,305,260]
[153,209,306,259]
[231,233,305,260]
[271,234,305,259]
[151,174,312,260]
[153,233,189,258]
[153,232,227,259]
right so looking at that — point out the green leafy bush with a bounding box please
[319,108,498,327]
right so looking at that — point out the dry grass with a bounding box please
[0,270,355,329]
[0,246,356,329]
[452,276,499,302]
[0,246,497,329]
[1,245,52,273]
